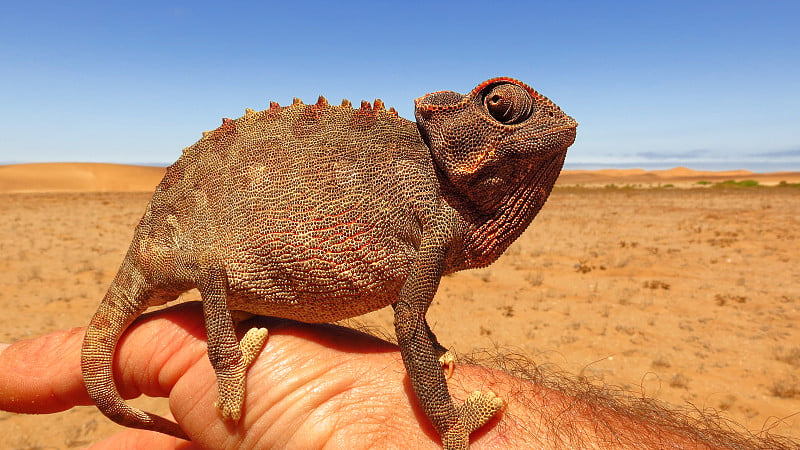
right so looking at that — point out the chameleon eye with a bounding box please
[483,83,533,124]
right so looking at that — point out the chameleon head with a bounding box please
[414,77,577,214]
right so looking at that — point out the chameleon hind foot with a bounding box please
[214,327,269,422]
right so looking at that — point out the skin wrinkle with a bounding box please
[247,349,331,442]
[282,364,367,448]
[117,325,170,400]
[291,376,363,449]
[125,315,208,416]
[158,343,207,418]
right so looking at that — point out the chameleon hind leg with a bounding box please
[196,261,268,421]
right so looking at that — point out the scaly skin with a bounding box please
[81,77,577,448]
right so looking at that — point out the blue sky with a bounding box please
[1,1,798,171]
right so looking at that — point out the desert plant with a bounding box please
[712,180,760,188]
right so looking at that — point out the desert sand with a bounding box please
[0,163,798,448]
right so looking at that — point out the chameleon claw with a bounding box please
[439,350,456,380]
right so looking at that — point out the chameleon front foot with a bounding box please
[442,391,505,450]
[458,391,504,433]
[215,327,269,422]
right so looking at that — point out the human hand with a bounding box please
[2,301,754,449]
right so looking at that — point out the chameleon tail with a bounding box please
[80,258,189,440]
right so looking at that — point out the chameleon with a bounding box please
[81,77,577,448]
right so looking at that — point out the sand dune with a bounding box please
[0,163,165,193]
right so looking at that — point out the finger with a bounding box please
[0,326,87,413]
[111,302,209,401]
[0,302,208,414]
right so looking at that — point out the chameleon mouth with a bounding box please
[535,117,579,147]
[515,123,577,160]
[547,123,579,143]
[556,115,579,131]
[547,123,578,147]
[523,118,578,146]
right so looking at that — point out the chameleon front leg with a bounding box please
[197,264,268,422]
[393,243,503,449]
[393,303,455,378]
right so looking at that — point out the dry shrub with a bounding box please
[774,346,800,368]
[770,376,800,399]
